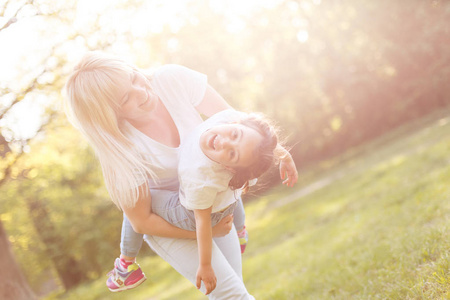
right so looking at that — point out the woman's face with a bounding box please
[199,123,263,169]
[116,70,159,122]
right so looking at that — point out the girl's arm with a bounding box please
[194,207,217,295]
[195,85,233,117]
[276,145,299,187]
[121,185,232,238]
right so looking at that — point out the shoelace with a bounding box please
[106,268,119,279]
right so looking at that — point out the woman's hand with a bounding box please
[196,264,217,295]
[211,214,233,237]
[279,152,298,187]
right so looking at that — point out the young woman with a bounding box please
[64,51,298,298]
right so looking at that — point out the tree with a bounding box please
[0,0,91,294]
[0,216,37,300]
[0,0,137,293]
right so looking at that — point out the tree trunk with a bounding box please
[26,197,87,290]
[0,220,37,300]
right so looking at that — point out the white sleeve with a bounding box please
[179,182,219,210]
[154,64,207,107]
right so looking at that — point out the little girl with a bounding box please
[108,109,285,294]
[176,108,281,294]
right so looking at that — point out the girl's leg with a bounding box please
[144,233,254,299]
[232,198,249,253]
[120,214,144,258]
[232,198,245,232]
[106,215,146,292]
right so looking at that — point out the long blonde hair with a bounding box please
[64,51,158,209]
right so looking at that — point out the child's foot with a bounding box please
[106,258,146,292]
[237,226,248,254]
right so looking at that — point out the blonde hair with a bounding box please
[64,51,158,209]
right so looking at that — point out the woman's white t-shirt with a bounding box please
[124,64,207,190]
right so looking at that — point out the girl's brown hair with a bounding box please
[228,113,280,191]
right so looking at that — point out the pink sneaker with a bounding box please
[237,226,249,254]
[106,258,146,292]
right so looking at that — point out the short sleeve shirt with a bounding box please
[125,64,207,190]
[178,109,248,213]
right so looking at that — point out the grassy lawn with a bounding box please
[48,112,450,300]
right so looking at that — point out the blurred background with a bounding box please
[0,0,449,298]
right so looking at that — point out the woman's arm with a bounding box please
[122,185,234,238]
[194,207,216,295]
[195,85,233,117]
[121,186,196,238]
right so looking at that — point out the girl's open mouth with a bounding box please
[209,134,219,150]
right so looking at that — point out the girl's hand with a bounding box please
[211,214,233,237]
[196,264,217,295]
[279,153,298,187]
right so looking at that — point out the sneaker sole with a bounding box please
[108,276,147,292]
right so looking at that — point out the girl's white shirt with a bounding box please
[178,109,248,213]
[123,64,207,191]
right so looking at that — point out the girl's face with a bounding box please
[199,123,263,169]
[116,71,159,122]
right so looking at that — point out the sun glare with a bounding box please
[1,0,309,140]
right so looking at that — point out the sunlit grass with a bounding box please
[48,112,450,299]
[243,114,450,299]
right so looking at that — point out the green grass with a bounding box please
[48,112,450,300]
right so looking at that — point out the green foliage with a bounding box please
[49,0,450,167]
[0,118,125,292]
[118,0,450,167]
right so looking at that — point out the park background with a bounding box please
[1,0,449,299]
